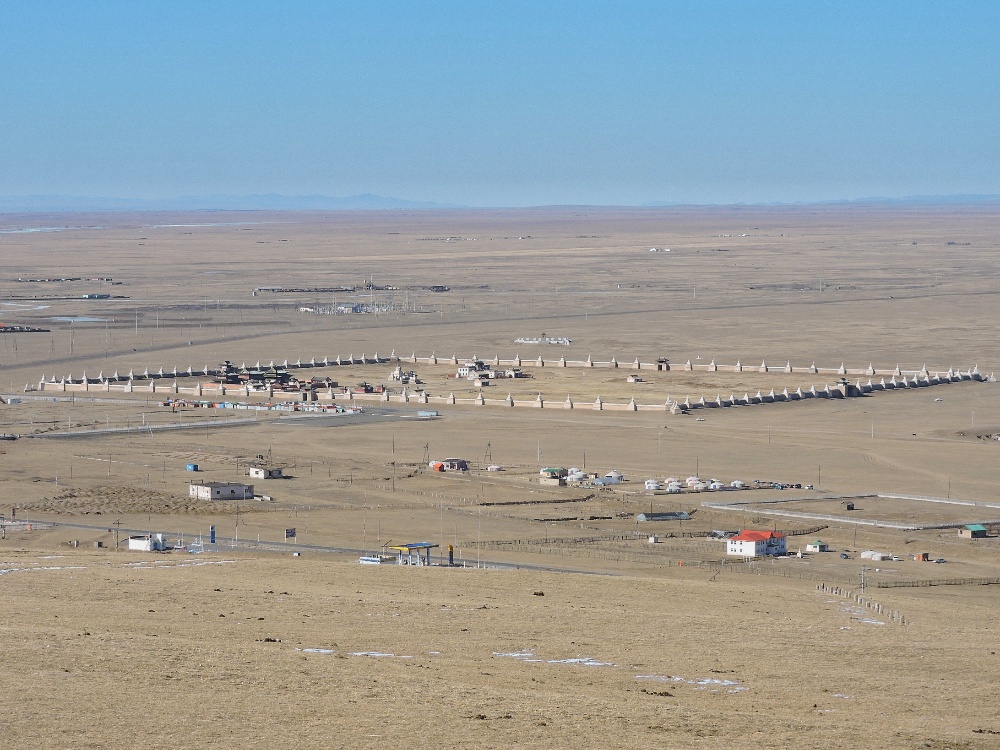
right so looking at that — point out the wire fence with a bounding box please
[876,576,1000,588]
[699,561,845,584]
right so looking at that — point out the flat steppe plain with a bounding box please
[2,550,1000,750]
[2,205,1000,748]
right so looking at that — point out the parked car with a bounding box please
[840,552,850,559]
[934,558,947,564]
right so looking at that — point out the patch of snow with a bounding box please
[548,657,616,667]
[636,674,747,693]
[0,565,86,576]
[121,560,236,569]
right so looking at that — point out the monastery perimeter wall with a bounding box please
[29,351,990,416]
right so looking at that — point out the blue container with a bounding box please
[186,463,199,472]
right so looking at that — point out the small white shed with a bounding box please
[860,550,890,561]
[127,534,166,552]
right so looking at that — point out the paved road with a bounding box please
[10,517,615,576]
[3,403,421,439]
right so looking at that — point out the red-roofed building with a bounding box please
[726,530,786,557]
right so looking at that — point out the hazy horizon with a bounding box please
[3,191,1000,215]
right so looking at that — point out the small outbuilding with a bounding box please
[805,539,829,553]
[127,534,167,552]
[430,458,469,472]
[959,524,988,539]
[248,466,284,479]
[189,481,254,501]
[637,511,691,522]
[861,550,891,561]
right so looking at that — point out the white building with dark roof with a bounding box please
[189,481,254,501]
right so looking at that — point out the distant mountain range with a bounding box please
[642,194,1000,208]
[0,193,457,212]
[1,192,999,213]
[840,194,1000,205]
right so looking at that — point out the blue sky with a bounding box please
[1,1,998,206]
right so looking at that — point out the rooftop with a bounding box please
[731,530,785,542]
[190,481,252,488]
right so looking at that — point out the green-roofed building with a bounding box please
[959,524,988,539]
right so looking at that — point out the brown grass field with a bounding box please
[2,205,1000,748]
